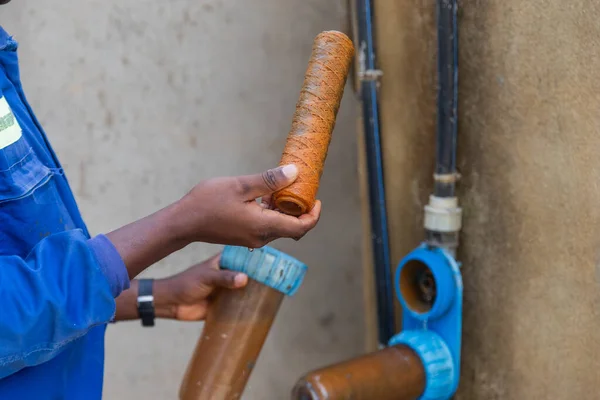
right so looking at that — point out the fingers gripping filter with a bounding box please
[220,245,307,296]
[274,31,355,216]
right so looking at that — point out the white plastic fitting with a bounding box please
[424,195,462,233]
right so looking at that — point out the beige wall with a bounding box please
[373,1,600,398]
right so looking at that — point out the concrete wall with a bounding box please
[1,1,364,399]
[374,1,600,398]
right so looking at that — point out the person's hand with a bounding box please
[171,164,321,248]
[153,254,248,321]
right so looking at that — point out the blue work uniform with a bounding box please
[0,26,130,399]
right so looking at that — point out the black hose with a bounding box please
[434,0,459,198]
[356,0,396,346]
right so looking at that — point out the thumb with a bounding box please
[203,269,248,289]
[236,164,298,200]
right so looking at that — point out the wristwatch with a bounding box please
[137,279,155,327]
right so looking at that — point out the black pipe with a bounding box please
[434,0,459,198]
[356,0,396,346]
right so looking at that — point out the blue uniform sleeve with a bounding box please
[0,229,129,379]
[88,234,130,298]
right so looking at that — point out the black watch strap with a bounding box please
[137,279,155,327]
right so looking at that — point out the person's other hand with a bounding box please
[154,254,248,321]
[172,164,321,248]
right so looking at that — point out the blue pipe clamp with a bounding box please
[389,245,462,400]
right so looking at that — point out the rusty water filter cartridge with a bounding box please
[273,31,355,216]
[179,246,307,400]
[291,344,426,400]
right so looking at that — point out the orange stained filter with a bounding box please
[273,31,355,216]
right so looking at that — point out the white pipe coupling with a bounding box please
[424,195,462,233]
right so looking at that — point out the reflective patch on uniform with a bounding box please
[0,96,22,149]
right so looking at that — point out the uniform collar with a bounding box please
[0,26,18,51]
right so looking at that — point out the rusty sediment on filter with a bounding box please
[291,345,426,400]
[179,280,284,400]
[274,31,355,216]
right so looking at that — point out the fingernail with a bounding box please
[281,164,298,179]
[234,274,247,286]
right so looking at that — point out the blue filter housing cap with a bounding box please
[220,245,307,296]
[390,330,455,400]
